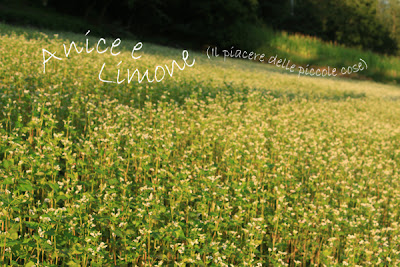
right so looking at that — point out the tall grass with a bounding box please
[1,23,400,266]
[254,26,400,84]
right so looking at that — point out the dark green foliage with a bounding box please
[128,0,261,50]
[1,0,399,54]
[260,0,398,54]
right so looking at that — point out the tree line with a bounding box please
[35,0,400,55]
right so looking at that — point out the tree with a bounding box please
[259,0,398,54]
[378,0,400,53]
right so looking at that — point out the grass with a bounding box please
[252,27,400,84]
[1,23,400,266]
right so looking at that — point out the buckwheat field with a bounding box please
[1,24,400,266]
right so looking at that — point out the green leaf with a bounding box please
[8,224,19,240]
[2,160,13,169]
[17,181,34,191]
[48,182,59,192]
[6,240,19,246]
[25,221,39,230]
[17,184,33,191]
[56,195,68,201]
[25,261,36,267]
[2,177,13,185]
[67,261,80,267]
[10,231,18,240]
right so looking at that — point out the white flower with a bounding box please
[38,228,45,238]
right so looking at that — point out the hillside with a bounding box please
[1,24,400,266]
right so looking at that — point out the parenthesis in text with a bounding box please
[206,46,211,59]
[360,58,368,69]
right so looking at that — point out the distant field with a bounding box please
[1,23,400,266]
[253,27,400,84]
